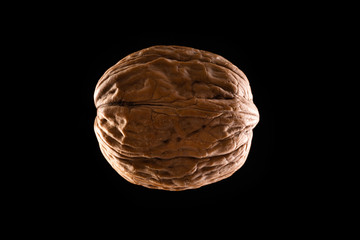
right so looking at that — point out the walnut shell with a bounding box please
[94,45,259,191]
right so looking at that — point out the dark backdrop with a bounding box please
[6,6,341,233]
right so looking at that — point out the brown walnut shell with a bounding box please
[94,45,259,191]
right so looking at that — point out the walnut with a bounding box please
[94,45,259,191]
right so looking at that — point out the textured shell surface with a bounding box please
[94,45,259,191]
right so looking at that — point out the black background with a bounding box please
[20,28,315,217]
[6,6,351,235]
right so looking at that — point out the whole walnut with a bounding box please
[94,45,259,191]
